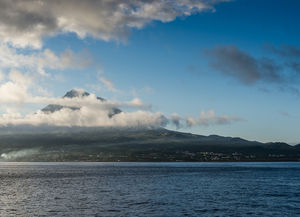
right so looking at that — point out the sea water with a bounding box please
[0,162,299,216]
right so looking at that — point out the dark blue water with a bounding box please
[0,162,299,216]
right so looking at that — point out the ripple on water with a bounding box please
[0,162,299,216]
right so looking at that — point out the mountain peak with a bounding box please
[63,89,105,101]
[63,89,90,98]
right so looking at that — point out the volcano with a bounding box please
[41,89,122,118]
[0,90,299,162]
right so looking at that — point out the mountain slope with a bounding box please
[0,128,299,162]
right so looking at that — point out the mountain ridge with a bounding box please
[0,127,299,162]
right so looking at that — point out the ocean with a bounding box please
[0,162,299,216]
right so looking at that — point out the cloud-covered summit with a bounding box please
[0,88,242,128]
[0,0,229,48]
[41,89,122,118]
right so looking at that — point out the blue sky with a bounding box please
[0,0,299,143]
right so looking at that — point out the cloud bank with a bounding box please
[0,0,229,48]
[0,87,242,128]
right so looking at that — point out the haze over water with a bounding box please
[0,162,299,216]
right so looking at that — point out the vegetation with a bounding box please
[0,128,299,162]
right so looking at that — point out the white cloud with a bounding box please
[0,81,29,104]
[170,113,183,129]
[0,69,33,104]
[0,0,229,49]
[8,69,32,85]
[0,44,92,107]
[0,43,91,76]
[0,103,167,128]
[0,69,5,81]
[125,97,152,109]
[185,110,244,127]
[99,77,119,92]
[0,104,242,128]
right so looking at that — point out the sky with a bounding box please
[0,0,299,144]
